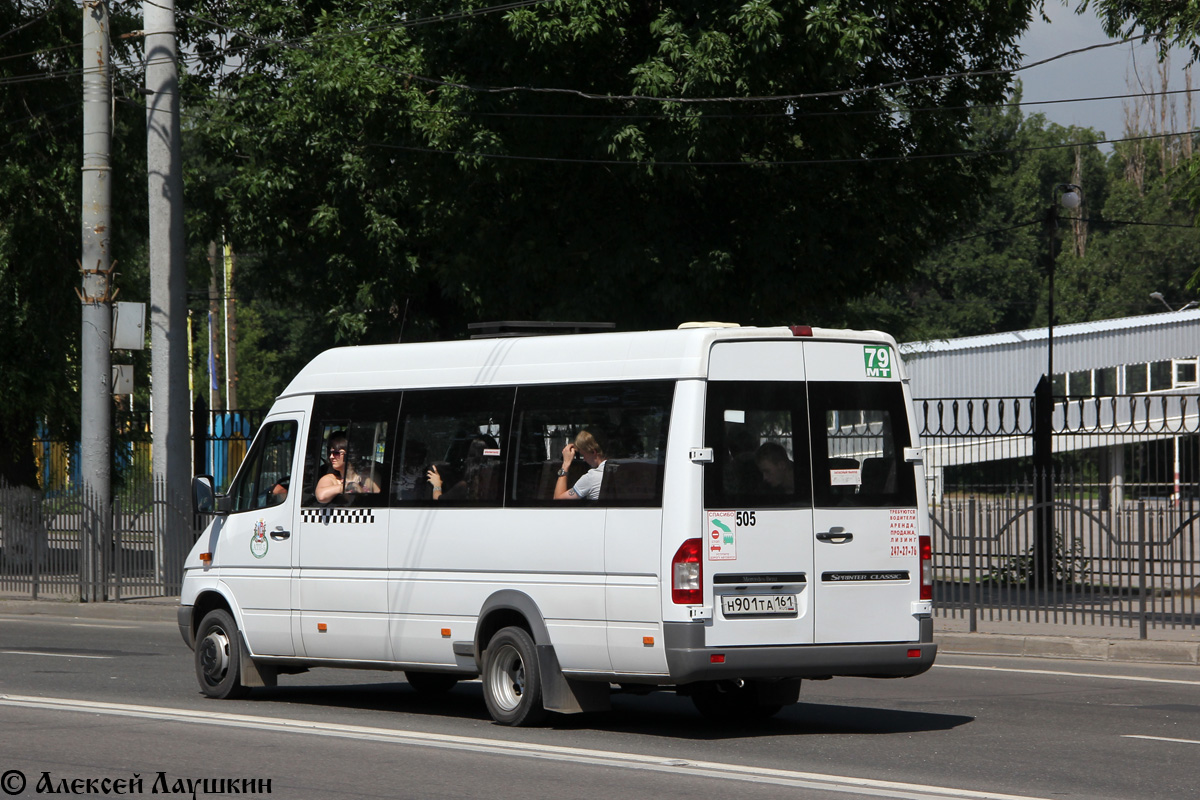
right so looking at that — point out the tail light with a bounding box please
[672,538,703,604]
[919,534,933,601]
[789,325,813,337]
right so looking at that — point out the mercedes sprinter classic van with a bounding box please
[180,325,935,725]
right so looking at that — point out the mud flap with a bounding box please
[238,633,278,688]
[536,644,610,714]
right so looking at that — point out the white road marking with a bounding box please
[0,616,142,629]
[1122,735,1200,746]
[934,663,1200,686]
[0,650,113,659]
[0,693,1057,800]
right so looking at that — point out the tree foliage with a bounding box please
[1089,0,1200,290]
[179,0,1035,360]
[1090,0,1200,63]
[848,83,1200,345]
[0,0,145,486]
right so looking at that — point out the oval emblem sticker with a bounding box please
[250,519,269,559]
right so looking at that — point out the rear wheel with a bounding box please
[405,670,460,695]
[194,609,249,699]
[690,680,787,722]
[481,626,547,726]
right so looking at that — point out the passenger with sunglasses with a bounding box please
[315,433,380,503]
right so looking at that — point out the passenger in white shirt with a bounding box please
[554,430,607,500]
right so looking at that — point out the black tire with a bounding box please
[405,670,460,695]
[691,681,784,722]
[194,609,250,699]
[481,626,547,726]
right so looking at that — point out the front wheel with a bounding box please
[194,609,249,699]
[481,626,547,726]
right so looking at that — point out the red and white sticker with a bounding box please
[707,510,737,561]
[889,508,918,558]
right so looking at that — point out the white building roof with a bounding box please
[899,309,1200,398]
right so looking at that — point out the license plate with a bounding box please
[720,594,797,617]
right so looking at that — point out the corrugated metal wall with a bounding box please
[901,310,1200,398]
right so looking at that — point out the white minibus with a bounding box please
[180,324,935,725]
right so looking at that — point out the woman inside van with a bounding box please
[426,435,500,501]
[315,433,380,503]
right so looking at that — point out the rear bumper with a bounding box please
[663,616,936,684]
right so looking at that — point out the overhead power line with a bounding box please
[361,126,1200,167]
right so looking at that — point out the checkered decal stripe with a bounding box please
[301,507,376,525]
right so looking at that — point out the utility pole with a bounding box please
[224,239,238,409]
[207,241,222,412]
[145,0,190,591]
[81,0,113,602]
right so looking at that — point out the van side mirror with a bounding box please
[192,475,224,515]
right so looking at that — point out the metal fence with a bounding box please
[8,408,264,600]
[0,477,199,600]
[31,408,267,497]
[7,396,1199,623]
[918,394,1200,636]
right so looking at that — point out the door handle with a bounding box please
[817,528,853,543]
[270,527,291,541]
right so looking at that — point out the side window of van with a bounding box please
[511,381,674,506]
[229,420,298,513]
[393,387,514,505]
[303,393,399,507]
[807,382,917,508]
[704,381,813,508]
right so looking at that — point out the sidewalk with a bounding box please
[2,596,1198,666]
[0,595,179,623]
[934,614,1200,665]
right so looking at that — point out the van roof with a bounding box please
[279,325,899,397]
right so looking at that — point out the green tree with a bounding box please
[0,0,146,486]
[179,0,1038,369]
[1091,0,1200,292]
[846,89,1111,342]
[1090,0,1200,62]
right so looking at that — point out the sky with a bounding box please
[1018,2,1195,144]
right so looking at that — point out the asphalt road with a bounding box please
[1,611,1197,800]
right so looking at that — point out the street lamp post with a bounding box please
[1045,183,1082,385]
[1150,291,1199,312]
[1034,182,1083,589]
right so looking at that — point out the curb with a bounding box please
[936,632,1200,666]
[0,599,178,623]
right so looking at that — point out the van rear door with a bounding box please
[703,342,814,647]
[804,342,922,644]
